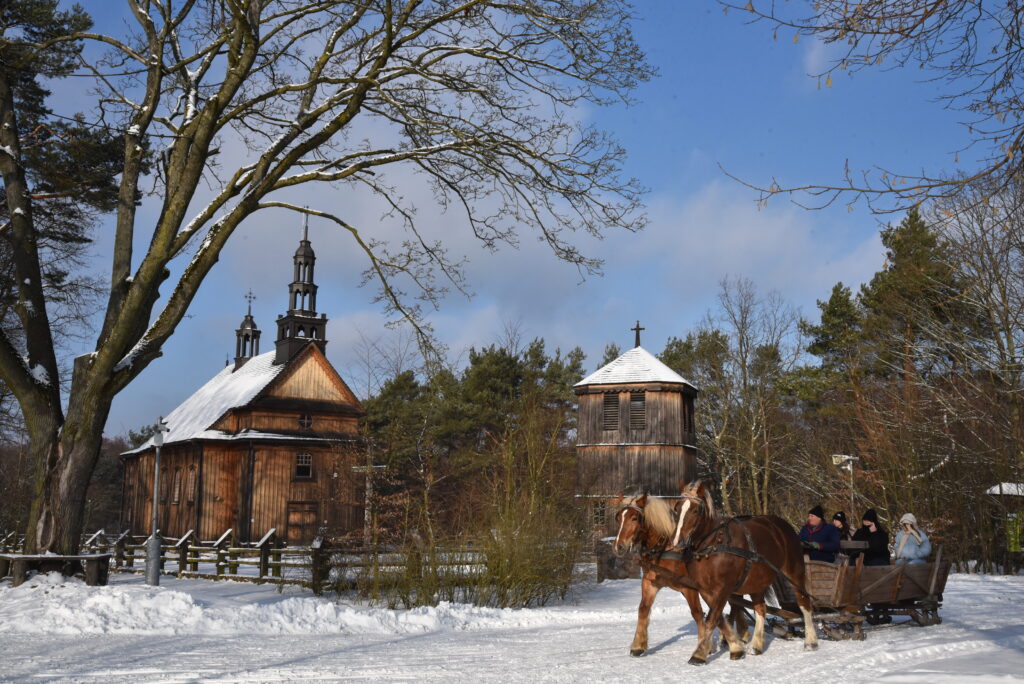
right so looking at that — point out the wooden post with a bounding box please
[213,528,233,578]
[927,545,944,597]
[114,530,130,568]
[176,530,194,576]
[229,530,240,575]
[311,536,331,596]
[257,529,277,579]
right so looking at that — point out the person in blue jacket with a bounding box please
[893,513,931,564]
[798,505,841,563]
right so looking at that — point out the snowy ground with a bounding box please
[1,571,1022,683]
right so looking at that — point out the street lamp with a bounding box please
[146,418,170,586]
[831,454,858,514]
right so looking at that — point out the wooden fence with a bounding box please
[0,528,489,596]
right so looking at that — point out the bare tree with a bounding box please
[0,0,652,553]
[723,1,1024,212]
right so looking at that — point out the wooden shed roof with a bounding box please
[574,345,696,390]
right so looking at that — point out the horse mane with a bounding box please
[702,484,717,521]
[625,495,677,539]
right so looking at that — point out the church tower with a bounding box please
[275,215,328,364]
[234,291,261,370]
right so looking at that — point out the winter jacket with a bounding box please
[850,525,889,566]
[799,522,841,563]
[894,528,931,564]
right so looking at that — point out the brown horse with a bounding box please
[671,480,818,663]
[613,494,749,660]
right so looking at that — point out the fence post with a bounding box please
[176,530,194,576]
[114,530,130,568]
[83,529,105,553]
[257,529,277,579]
[228,530,240,575]
[311,535,331,596]
[213,528,232,578]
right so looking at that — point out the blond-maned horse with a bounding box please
[613,494,750,660]
[671,480,818,662]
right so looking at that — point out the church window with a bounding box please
[172,468,183,504]
[629,392,646,430]
[295,452,313,479]
[159,466,169,503]
[298,413,313,429]
[186,466,197,504]
[602,394,619,431]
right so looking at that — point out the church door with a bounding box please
[286,501,319,545]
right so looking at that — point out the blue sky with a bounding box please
[61,3,972,436]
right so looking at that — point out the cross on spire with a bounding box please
[244,289,256,315]
[632,320,645,348]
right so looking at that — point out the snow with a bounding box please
[1,572,1022,681]
[986,482,1024,497]
[127,124,141,135]
[576,345,696,389]
[124,350,285,453]
[0,144,15,157]
[13,207,24,215]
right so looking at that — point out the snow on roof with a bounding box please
[575,346,695,388]
[125,351,285,454]
[985,482,1024,496]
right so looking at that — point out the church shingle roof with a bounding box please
[574,346,695,389]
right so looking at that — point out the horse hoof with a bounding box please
[751,648,763,656]
[804,642,818,652]
[630,649,645,657]
[688,657,707,666]
[730,651,745,660]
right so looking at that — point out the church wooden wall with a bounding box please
[576,445,696,497]
[266,351,360,404]
[215,409,358,435]
[122,442,364,544]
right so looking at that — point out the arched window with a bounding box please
[172,468,183,504]
[186,466,197,504]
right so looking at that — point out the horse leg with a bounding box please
[715,607,746,660]
[794,582,818,651]
[681,587,707,652]
[630,573,660,656]
[689,590,730,665]
[730,600,750,643]
[749,591,767,655]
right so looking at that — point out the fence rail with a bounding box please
[0,528,491,595]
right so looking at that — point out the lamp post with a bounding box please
[831,454,858,514]
[145,418,170,586]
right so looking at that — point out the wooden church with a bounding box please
[120,222,365,545]
[574,324,698,532]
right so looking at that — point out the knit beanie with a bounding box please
[862,508,879,524]
[832,511,847,525]
[899,512,917,526]
[808,505,825,519]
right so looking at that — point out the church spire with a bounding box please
[234,290,261,370]
[275,212,328,364]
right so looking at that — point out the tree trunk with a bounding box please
[24,392,112,554]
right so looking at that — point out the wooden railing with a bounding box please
[0,528,490,596]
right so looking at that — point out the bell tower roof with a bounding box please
[234,290,261,370]
[275,212,328,364]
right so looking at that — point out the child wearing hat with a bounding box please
[798,505,841,563]
[832,511,852,541]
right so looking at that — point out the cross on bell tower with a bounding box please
[275,211,328,364]
[632,320,645,348]
[234,290,261,370]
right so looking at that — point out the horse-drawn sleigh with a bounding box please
[612,481,951,664]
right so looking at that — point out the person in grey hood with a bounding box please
[893,513,931,565]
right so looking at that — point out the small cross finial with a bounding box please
[244,289,256,315]
[632,320,645,348]
[302,207,309,242]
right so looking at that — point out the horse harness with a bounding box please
[622,503,813,600]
